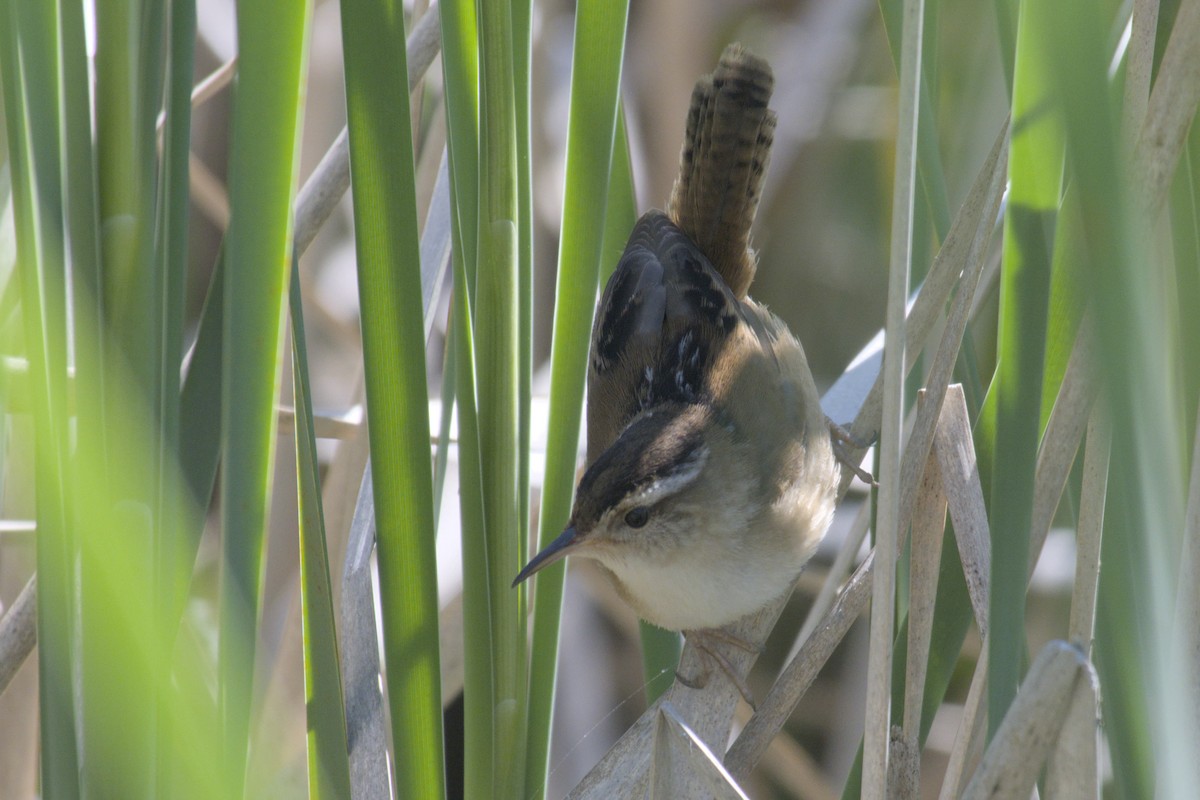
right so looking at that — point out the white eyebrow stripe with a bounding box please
[625,444,709,508]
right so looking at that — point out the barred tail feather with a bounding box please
[667,43,776,299]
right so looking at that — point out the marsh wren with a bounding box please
[515,45,841,694]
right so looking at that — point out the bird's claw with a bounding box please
[827,418,878,487]
[680,629,758,710]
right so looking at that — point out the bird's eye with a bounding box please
[624,507,650,529]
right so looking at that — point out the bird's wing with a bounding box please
[587,210,739,461]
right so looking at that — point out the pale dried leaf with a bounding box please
[1135,0,1200,219]
[961,642,1090,800]
[901,449,947,749]
[936,648,988,800]
[1045,665,1101,800]
[1067,404,1110,650]
[649,702,749,800]
[934,386,992,636]
[0,575,35,697]
[1029,315,1099,575]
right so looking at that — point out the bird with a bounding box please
[514,44,849,702]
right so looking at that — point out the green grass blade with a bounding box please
[178,248,224,553]
[1040,189,1086,425]
[55,0,100,567]
[435,2,491,792]
[338,3,444,796]
[154,0,196,610]
[598,106,637,283]
[992,0,1019,93]
[450,223,493,797]
[880,0,988,429]
[89,0,175,789]
[0,4,78,794]
[95,0,163,398]
[152,5,196,791]
[1170,125,1200,418]
[524,1,630,791]
[1045,1,1200,794]
[218,0,311,792]
[475,0,525,790]
[59,0,106,504]
[512,0,533,582]
[880,0,952,240]
[289,263,353,800]
[438,0,479,285]
[987,0,1061,737]
[840,123,1011,799]
[862,0,923,788]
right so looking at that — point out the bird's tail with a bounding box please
[667,43,776,299]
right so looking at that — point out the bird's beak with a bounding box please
[512,525,582,587]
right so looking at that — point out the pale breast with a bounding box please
[590,441,836,634]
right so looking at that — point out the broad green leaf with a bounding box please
[339,3,444,797]
[218,0,311,793]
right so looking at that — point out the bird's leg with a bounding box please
[827,417,878,486]
[678,628,761,710]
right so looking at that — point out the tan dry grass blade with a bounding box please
[888,726,920,800]
[961,642,1094,800]
[1121,0,1159,150]
[863,111,1003,791]
[900,447,948,774]
[830,119,1008,452]
[936,314,1104,797]
[893,385,992,797]
[1029,314,1099,571]
[729,382,983,784]
[649,703,748,799]
[729,368,996,779]
[938,320,1101,797]
[0,575,35,696]
[733,704,838,800]
[155,56,237,136]
[1134,0,1200,219]
[934,387,992,636]
[936,646,989,800]
[862,0,927,784]
[899,385,988,798]
[731,386,991,787]
[1045,664,1101,799]
[1067,404,1111,651]
[567,603,779,798]
[857,123,1008,550]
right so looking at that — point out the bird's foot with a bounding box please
[679,628,759,710]
[827,418,878,486]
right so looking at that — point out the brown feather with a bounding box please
[667,43,776,299]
